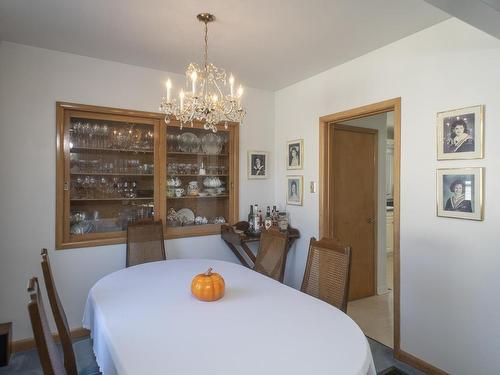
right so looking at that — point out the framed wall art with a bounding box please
[286,175,303,206]
[286,139,304,170]
[436,168,483,221]
[437,105,484,160]
[247,151,268,179]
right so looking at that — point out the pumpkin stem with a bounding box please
[205,267,213,276]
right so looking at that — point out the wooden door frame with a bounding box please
[319,98,402,354]
[332,123,379,299]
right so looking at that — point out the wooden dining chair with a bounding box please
[126,219,166,267]
[300,237,352,313]
[27,277,68,375]
[253,227,289,282]
[40,249,78,375]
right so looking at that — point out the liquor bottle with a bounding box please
[272,205,277,226]
[264,206,272,230]
[248,205,254,232]
[254,210,260,233]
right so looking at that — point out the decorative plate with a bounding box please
[179,132,200,153]
[176,208,195,225]
[201,133,222,154]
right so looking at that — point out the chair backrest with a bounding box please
[300,237,352,313]
[254,228,289,282]
[126,220,166,267]
[40,249,77,375]
[27,277,68,375]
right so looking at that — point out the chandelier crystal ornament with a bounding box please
[160,13,246,133]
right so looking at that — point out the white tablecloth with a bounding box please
[83,259,376,375]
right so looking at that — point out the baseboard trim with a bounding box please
[12,327,89,353]
[395,349,449,375]
[377,285,388,295]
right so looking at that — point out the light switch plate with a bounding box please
[310,181,317,193]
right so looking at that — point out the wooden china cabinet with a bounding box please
[56,102,239,249]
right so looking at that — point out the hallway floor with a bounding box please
[348,253,394,348]
[348,290,394,348]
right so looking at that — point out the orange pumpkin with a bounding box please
[191,267,225,302]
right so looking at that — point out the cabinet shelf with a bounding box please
[167,174,228,177]
[167,194,229,200]
[70,146,154,154]
[167,152,229,156]
[70,197,154,201]
[71,172,154,177]
[165,223,224,239]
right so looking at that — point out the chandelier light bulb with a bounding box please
[237,85,244,98]
[229,74,235,97]
[166,79,172,102]
[179,90,185,111]
[191,71,197,95]
[212,94,218,104]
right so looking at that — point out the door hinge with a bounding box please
[64,182,69,191]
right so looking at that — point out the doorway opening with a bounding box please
[318,98,401,354]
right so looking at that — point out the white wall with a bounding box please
[339,113,390,295]
[0,41,275,341]
[275,19,500,375]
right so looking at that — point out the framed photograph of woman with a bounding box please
[437,105,484,160]
[248,151,269,179]
[286,139,304,170]
[286,176,303,206]
[436,168,483,221]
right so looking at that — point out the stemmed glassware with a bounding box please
[70,122,153,151]
[71,176,140,199]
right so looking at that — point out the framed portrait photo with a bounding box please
[286,139,304,170]
[248,151,269,179]
[436,168,483,221]
[437,105,484,160]
[286,175,303,206]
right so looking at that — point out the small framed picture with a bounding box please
[286,176,303,206]
[436,168,483,221]
[248,151,268,179]
[437,105,484,160]
[286,139,304,170]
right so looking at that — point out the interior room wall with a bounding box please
[274,19,500,375]
[0,41,275,341]
[338,113,389,295]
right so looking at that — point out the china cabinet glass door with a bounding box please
[165,122,238,238]
[56,103,161,249]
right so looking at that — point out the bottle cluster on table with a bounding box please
[247,204,289,233]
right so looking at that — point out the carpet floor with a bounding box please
[0,337,424,375]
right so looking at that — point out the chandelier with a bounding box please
[160,13,246,133]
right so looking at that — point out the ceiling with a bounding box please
[0,0,449,90]
[424,0,500,40]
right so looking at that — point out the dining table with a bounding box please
[83,259,376,375]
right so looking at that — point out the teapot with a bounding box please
[167,177,181,188]
[203,176,222,188]
[187,181,200,196]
